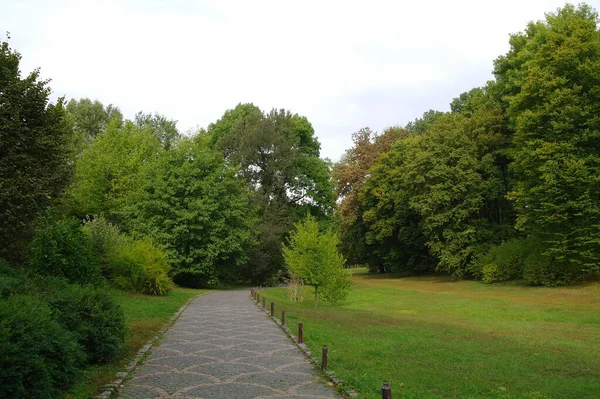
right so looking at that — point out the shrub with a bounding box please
[48,284,126,364]
[29,217,101,284]
[522,248,581,287]
[475,238,530,283]
[82,215,126,276]
[110,237,173,295]
[0,295,84,399]
[0,259,22,299]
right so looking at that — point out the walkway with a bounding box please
[117,290,341,399]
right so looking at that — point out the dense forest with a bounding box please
[1,3,600,395]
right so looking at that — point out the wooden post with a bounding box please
[262,297,266,308]
[382,383,392,399]
[321,345,328,370]
[256,293,260,303]
[281,310,286,325]
[298,322,303,344]
[270,302,275,316]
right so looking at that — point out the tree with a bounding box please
[404,109,446,134]
[134,111,180,150]
[68,121,162,222]
[283,215,350,306]
[208,104,336,283]
[0,38,74,262]
[66,98,123,146]
[123,136,257,287]
[333,126,407,266]
[494,3,600,284]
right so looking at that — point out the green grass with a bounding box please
[65,286,209,399]
[259,269,600,399]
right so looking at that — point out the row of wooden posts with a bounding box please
[250,288,393,399]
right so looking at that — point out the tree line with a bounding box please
[334,3,600,286]
[2,2,600,295]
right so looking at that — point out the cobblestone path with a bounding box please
[117,290,341,399]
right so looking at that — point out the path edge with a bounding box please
[251,291,358,398]
[95,290,212,399]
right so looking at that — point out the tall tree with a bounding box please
[134,111,180,150]
[0,39,73,262]
[332,126,406,266]
[208,104,335,283]
[404,109,446,134]
[66,98,123,147]
[68,121,162,222]
[494,3,600,284]
[123,136,257,287]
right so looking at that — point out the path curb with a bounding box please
[95,291,211,399]
[251,292,359,398]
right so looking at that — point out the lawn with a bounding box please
[66,286,209,399]
[258,269,600,399]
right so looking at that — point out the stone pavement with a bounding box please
[117,290,342,399]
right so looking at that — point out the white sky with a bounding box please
[2,0,594,161]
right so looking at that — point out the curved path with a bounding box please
[117,290,341,399]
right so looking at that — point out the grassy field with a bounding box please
[66,286,209,399]
[259,269,600,399]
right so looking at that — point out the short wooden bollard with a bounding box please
[270,302,275,316]
[321,345,328,370]
[262,297,266,308]
[281,310,286,325]
[256,293,260,303]
[381,382,392,399]
[298,322,303,344]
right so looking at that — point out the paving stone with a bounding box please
[117,290,340,398]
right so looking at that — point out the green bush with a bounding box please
[522,249,580,287]
[110,237,173,295]
[29,217,101,284]
[48,284,126,364]
[0,259,22,299]
[475,238,531,283]
[82,215,126,276]
[0,295,84,399]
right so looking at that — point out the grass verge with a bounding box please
[258,269,600,399]
[65,286,209,399]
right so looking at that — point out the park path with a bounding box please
[117,290,341,399]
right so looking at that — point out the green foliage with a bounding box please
[28,217,101,285]
[68,120,162,219]
[283,215,351,306]
[495,3,600,285]
[124,136,257,288]
[82,215,126,276]
[208,104,336,283]
[404,109,446,134]
[134,111,180,150]
[0,258,22,299]
[0,38,74,263]
[66,98,123,148]
[474,238,530,283]
[48,284,125,364]
[0,295,84,399]
[109,237,173,295]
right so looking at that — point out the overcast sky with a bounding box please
[2,0,594,160]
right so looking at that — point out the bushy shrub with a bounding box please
[0,295,84,399]
[474,238,531,283]
[0,259,22,299]
[82,215,126,276]
[522,248,581,287]
[29,217,101,284]
[48,284,126,364]
[110,237,173,295]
